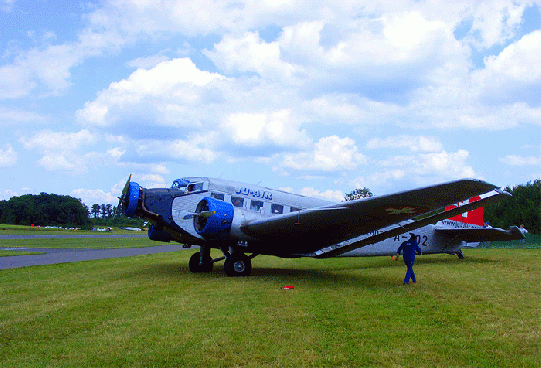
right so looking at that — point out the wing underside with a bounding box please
[240,179,506,256]
[435,226,525,243]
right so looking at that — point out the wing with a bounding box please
[241,179,501,255]
[435,226,525,243]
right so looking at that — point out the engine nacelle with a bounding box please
[148,225,172,242]
[194,197,234,240]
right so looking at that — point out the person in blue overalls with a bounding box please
[396,233,422,285]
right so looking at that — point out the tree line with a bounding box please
[0,193,144,229]
[484,179,540,235]
[0,193,91,228]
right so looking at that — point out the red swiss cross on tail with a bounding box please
[445,196,484,226]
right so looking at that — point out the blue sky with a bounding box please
[1,0,540,207]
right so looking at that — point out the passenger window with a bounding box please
[271,204,283,214]
[231,196,244,208]
[250,200,263,211]
[211,192,224,201]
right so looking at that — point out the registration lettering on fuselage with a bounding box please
[235,187,273,201]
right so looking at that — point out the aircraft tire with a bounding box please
[224,254,251,277]
[189,252,213,273]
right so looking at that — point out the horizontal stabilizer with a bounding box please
[435,226,525,242]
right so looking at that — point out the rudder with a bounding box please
[445,196,484,227]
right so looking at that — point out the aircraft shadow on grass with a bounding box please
[124,254,502,290]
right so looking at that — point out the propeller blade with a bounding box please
[119,174,133,211]
[121,174,132,196]
[182,210,216,220]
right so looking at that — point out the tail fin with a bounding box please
[445,196,484,227]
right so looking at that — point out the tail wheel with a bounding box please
[189,252,213,273]
[224,253,251,277]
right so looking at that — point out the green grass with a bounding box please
[479,233,541,249]
[0,250,46,257]
[0,224,145,236]
[1,245,539,367]
[0,237,159,249]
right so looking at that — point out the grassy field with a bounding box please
[0,250,46,257]
[0,238,539,367]
[0,224,146,236]
[0,237,157,249]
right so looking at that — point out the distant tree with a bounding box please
[484,179,540,235]
[344,187,373,201]
[91,204,101,219]
[112,205,122,218]
[105,204,113,218]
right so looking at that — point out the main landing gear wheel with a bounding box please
[224,253,251,277]
[189,252,213,273]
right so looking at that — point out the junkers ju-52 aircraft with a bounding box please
[120,176,523,276]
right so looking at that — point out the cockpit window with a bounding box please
[172,179,190,190]
[172,178,207,193]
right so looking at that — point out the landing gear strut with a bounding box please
[188,247,256,276]
[189,249,213,273]
[224,253,252,277]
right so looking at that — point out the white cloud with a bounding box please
[20,129,96,151]
[499,155,541,166]
[136,138,217,164]
[357,149,476,192]
[378,149,475,178]
[0,106,48,126]
[0,144,17,167]
[222,110,310,148]
[125,53,171,70]
[76,58,224,127]
[18,130,125,174]
[299,187,344,202]
[282,136,367,171]
[367,136,443,152]
[416,149,475,178]
[205,32,299,81]
[71,188,119,206]
[37,153,82,173]
[472,30,541,107]
[465,1,527,48]
[2,0,539,201]
[383,12,444,50]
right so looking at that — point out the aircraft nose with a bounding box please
[121,181,141,217]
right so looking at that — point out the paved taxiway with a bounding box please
[0,234,192,270]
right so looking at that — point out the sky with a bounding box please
[1,0,540,207]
